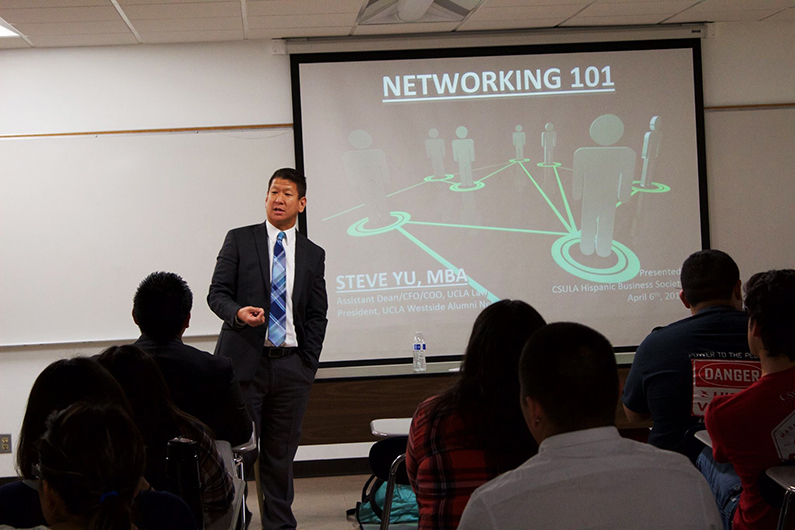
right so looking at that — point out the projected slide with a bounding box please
[294,41,705,363]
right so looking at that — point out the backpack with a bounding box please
[346,474,419,529]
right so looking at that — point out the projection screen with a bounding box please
[291,39,707,365]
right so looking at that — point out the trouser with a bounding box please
[697,447,743,530]
[241,352,315,530]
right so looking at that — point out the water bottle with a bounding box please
[413,332,427,372]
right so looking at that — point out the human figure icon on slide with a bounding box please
[513,125,526,159]
[640,116,662,188]
[572,114,636,258]
[542,122,556,164]
[425,128,446,179]
[452,126,476,188]
[342,129,391,228]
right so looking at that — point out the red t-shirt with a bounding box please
[706,365,795,530]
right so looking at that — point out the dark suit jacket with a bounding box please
[207,222,328,379]
[133,335,252,446]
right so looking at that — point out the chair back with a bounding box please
[369,435,409,485]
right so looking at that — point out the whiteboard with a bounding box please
[706,107,795,278]
[0,129,295,346]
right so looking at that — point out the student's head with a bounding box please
[680,250,741,309]
[37,402,145,530]
[266,168,307,230]
[132,271,193,341]
[744,269,795,360]
[17,358,129,480]
[96,345,174,426]
[520,322,618,442]
[458,299,546,404]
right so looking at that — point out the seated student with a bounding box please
[459,322,722,530]
[132,271,252,446]
[0,402,146,530]
[0,358,194,530]
[622,250,750,459]
[96,345,234,512]
[703,269,795,530]
[406,300,546,530]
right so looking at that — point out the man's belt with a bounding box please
[264,346,298,358]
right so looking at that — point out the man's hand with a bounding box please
[237,306,266,327]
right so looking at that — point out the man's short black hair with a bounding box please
[269,168,307,198]
[681,250,740,306]
[744,269,795,360]
[132,271,193,341]
[520,322,618,433]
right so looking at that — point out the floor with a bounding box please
[245,474,368,529]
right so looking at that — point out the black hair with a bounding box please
[132,271,193,342]
[17,357,130,480]
[681,250,740,306]
[744,269,795,360]
[430,300,546,470]
[520,322,618,433]
[269,168,307,198]
[37,402,145,530]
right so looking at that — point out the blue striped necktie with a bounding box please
[269,231,287,346]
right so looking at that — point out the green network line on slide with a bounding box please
[327,153,671,287]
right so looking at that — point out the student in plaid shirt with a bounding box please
[406,300,546,530]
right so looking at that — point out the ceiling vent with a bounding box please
[357,0,484,25]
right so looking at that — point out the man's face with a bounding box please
[265,177,306,230]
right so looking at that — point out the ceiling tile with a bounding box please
[118,0,233,3]
[687,0,795,8]
[0,36,30,48]
[246,0,363,17]
[481,0,593,5]
[13,19,130,35]
[0,6,121,24]
[121,2,240,20]
[561,13,669,24]
[467,5,587,20]
[29,32,138,46]
[248,13,357,29]
[666,8,783,21]
[579,1,696,16]
[0,0,110,7]
[246,26,353,39]
[352,21,460,34]
[138,27,242,42]
[763,7,795,20]
[132,15,240,31]
[457,16,565,29]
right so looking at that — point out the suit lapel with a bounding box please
[293,232,307,310]
[254,222,271,291]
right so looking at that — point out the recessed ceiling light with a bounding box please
[0,18,21,38]
[357,0,484,25]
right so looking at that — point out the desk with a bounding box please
[371,418,412,437]
[695,430,713,448]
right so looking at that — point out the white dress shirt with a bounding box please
[458,426,721,530]
[265,220,298,348]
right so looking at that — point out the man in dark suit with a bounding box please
[132,271,252,447]
[208,168,328,530]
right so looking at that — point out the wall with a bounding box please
[1,21,794,477]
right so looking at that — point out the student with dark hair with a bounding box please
[0,358,195,530]
[459,322,721,530]
[406,300,546,530]
[132,271,251,446]
[96,345,234,512]
[703,269,795,530]
[622,249,750,457]
[33,402,145,530]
